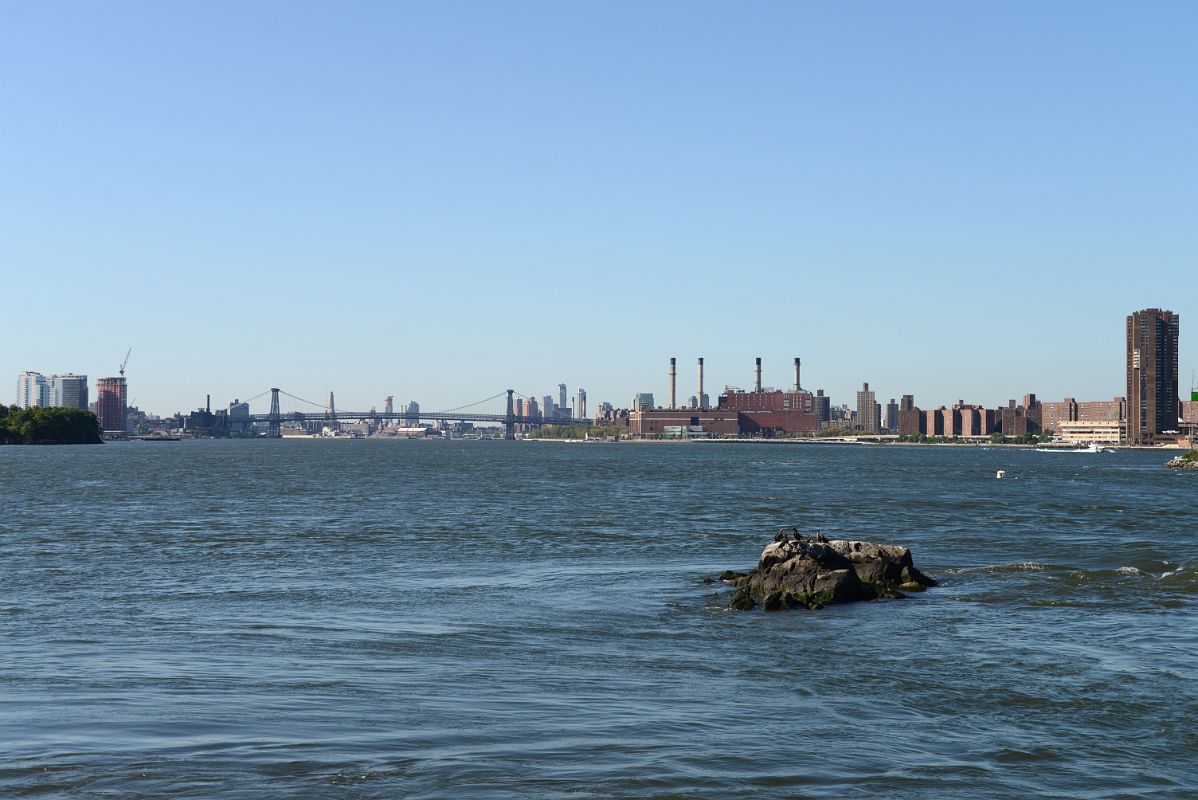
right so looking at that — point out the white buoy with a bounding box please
[996,470,1006,479]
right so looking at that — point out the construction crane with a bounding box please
[119,348,131,377]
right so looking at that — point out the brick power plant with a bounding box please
[628,357,821,437]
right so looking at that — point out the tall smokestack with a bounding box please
[755,357,762,392]
[697,357,705,409]
[794,357,801,392]
[206,394,210,413]
[669,357,677,409]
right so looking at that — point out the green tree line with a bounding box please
[0,405,103,445]
[525,424,624,440]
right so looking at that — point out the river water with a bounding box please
[2,440,1196,798]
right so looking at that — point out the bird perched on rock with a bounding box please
[790,527,803,542]
[774,529,788,543]
[815,531,829,544]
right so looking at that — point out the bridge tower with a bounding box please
[505,389,515,440]
[268,388,281,438]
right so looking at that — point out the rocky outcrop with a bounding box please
[723,532,936,611]
[1165,452,1198,471]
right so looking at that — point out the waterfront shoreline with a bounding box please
[526,437,1179,451]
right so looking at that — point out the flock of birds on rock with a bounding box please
[774,527,829,545]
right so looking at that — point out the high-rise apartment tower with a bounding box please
[50,374,88,409]
[95,376,127,433]
[856,382,880,433]
[17,372,48,408]
[1126,308,1179,445]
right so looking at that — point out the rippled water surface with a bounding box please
[3,440,1197,798]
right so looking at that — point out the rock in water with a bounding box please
[725,534,936,611]
[1164,452,1198,471]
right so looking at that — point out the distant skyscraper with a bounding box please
[885,398,899,431]
[405,400,420,424]
[814,389,831,423]
[856,382,880,433]
[1126,308,1180,444]
[95,376,127,432]
[632,392,655,410]
[576,388,586,419]
[228,398,251,435]
[543,395,555,418]
[17,371,48,408]
[558,383,567,413]
[49,374,88,409]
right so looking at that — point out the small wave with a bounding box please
[1115,566,1143,576]
[947,562,1059,574]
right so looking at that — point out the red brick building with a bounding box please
[718,388,814,414]
[628,385,821,437]
[1078,397,1124,422]
[958,405,981,436]
[1040,397,1125,433]
[627,409,740,437]
[897,395,924,435]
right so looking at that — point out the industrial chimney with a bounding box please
[697,357,705,409]
[755,357,762,392]
[669,357,677,409]
[793,358,801,392]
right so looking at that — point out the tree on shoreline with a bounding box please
[0,405,103,445]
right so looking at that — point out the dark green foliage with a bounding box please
[811,427,861,438]
[0,406,103,445]
[525,424,622,439]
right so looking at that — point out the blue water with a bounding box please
[2,440,1196,798]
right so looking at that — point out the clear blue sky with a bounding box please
[4,2,1195,415]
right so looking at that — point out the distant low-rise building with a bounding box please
[1056,420,1125,444]
[1040,397,1125,434]
[628,408,740,437]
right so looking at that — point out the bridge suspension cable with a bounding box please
[277,390,330,410]
[427,391,511,415]
[241,389,272,405]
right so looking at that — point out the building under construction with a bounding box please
[628,357,820,437]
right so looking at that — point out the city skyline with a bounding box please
[12,320,1197,421]
[3,4,1196,413]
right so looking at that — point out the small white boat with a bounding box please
[1035,443,1109,453]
